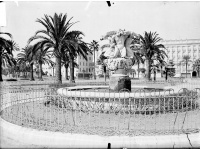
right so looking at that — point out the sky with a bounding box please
[1,1,200,51]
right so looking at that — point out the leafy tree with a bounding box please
[193,58,200,77]
[139,31,167,81]
[28,13,78,84]
[0,32,19,81]
[89,40,99,79]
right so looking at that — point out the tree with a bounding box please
[61,55,70,80]
[150,63,159,81]
[158,59,167,78]
[89,40,99,80]
[17,48,32,79]
[131,51,144,78]
[28,13,78,84]
[62,31,91,83]
[181,55,192,78]
[25,45,37,80]
[0,32,19,81]
[139,32,167,81]
[29,42,54,81]
[61,54,78,80]
[193,58,200,77]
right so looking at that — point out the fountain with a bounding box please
[57,29,166,97]
[98,29,141,92]
[58,29,142,95]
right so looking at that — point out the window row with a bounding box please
[79,56,92,61]
[79,68,93,72]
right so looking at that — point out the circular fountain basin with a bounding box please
[57,85,174,98]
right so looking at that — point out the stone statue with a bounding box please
[99,29,140,59]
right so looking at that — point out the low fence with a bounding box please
[0,87,200,136]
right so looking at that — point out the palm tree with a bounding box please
[30,42,54,81]
[0,32,19,81]
[61,55,70,80]
[139,32,167,81]
[28,13,78,84]
[17,48,31,79]
[62,31,91,83]
[151,63,159,81]
[25,45,37,81]
[131,52,144,78]
[89,40,99,80]
[61,54,78,80]
[181,55,192,78]
[2,57,17,78]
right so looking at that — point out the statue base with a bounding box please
[109,74,131,92]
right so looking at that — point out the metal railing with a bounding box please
[1,86,200,136]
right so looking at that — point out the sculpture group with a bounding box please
[100,29,140,59]
[98,29,141,72]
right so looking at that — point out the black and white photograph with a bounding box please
[0,0,200,148]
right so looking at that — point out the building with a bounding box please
[75,53,95,79]
[130,39,200,78]
[160,39,200,74]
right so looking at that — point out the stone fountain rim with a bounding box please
[57,85,177,98]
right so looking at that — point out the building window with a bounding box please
[89,57,91,60]
[80,62,81,65]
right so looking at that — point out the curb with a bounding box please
[1,117,199,148]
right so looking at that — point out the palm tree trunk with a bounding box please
[70,57,75,83]
[104,65,106,82]
[30,63,34,81]
[55,56,62,84]
[93,50,96,80]
[146,58,150,81]
[154,71,156,81]
[186,62,188,78]
[65,64,69,80]
[161,65,163,77]
[0,55,3,81]
[137,63,140,78]
[38,62,43,81]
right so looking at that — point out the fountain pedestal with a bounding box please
[103,57,133,92]
[109,68,131,92]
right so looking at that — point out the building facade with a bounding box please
[160,39,200,74]
[75,53,94,78]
